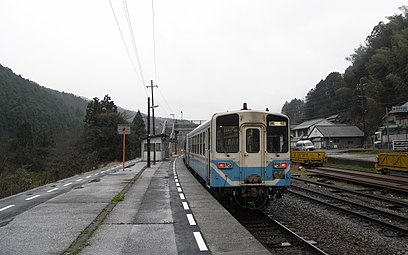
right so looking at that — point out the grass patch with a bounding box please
[112,194,125,202]
[324,162,377,173]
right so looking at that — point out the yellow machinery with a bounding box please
[290,150,326,166]
[375,152,408,174]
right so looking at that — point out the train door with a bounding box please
[207,128,211,185]
[240,125,265,184]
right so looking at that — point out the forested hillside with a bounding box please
[282,6,408,139]
[0,64,88,145]
[0,64,146,198]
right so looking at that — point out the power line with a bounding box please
[122,0,146,88]
[151,0,158,82]
[157,87,175,114]
[108,0,148,97]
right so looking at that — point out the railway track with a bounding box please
[306,167,408,193]
[288,185,408,237]
[291,176,408,209]
[233,210,328,255]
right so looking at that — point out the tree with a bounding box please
[128,110,146,159]
[281,99,305,124]
[304,72,346,119]
[80,95,127,164]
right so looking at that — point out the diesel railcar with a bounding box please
[184,104,290,209]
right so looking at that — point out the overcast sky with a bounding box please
[0,1,406,121]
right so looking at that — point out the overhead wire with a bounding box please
[109,0,148,97]
[151,0,158,82]
[122,0,147,92]
[150,0,175,117]
[109,0,147,95]
[157,87,174,115]
[110,0,177,116]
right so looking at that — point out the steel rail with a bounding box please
[267,216,329,255]
[288,189,408,236]
[290,184,408,223]
[306,168,408,193]
[291,176,408,208]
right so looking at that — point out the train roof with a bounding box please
[187,108,288,136]
[212,109,288,119]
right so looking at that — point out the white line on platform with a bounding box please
[25,195,40,201]
[86,175,92,178]
[0,205,15,212]
[182,202,189,210]
[179,193,185,200]
[193,232,208,251]
[177,187,182,192]
[176,183,180,187]
[76,179,83,182]
[47,188,59,193]
[63,182,72,187]
[187,214,196,225]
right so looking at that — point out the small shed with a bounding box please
[141,134,169,162]
[307,125,363,149]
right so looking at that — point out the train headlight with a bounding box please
[217,162,233,169]
[273,162,288,169]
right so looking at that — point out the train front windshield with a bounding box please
[266,115,289,153]
[216,114,239,153]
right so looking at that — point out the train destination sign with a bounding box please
[269,121,287,127]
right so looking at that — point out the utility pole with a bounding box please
[359,80,366,145]
[147,80,158,164]
[386,107,390,149]
[147,97,151,168]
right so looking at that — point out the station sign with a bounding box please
[117,124,131,135]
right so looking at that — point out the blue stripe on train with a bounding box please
[209,160,291,187]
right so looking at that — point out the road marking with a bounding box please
[63,182,72,187]
[175,178,178,182]
[76,178,83,182]
[179,193,185,200]
[101,171,105,173]
[0,205,15,212]
[176,183,180,187]
[95,173,99,176]
[25,195,40,201]
[47,188,59,193]
[193,232,208,251]
[187,213,196,225]
[86,175,92,178]
[182,202,189,210]
[177,187,182,192]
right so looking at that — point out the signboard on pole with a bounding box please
[117,124,131,135]
[118,124,131,171]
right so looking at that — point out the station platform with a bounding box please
[0,158,270,254]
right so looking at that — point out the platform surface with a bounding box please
[0,158,271,254]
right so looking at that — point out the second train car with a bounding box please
[184,104,290,209]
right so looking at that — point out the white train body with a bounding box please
[184,107,290,208]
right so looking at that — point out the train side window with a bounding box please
[246,129,260,153]
[216,114,239,153]
[202,132,206,155]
